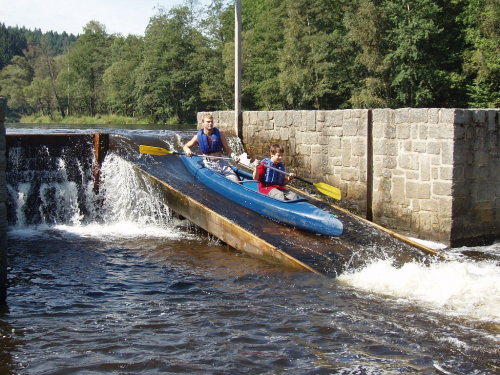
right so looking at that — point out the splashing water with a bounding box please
[339,257,500,321]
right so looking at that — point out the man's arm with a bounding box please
[183,135,198,157]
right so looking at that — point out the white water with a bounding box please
[7,149,500,324]
[7,152,194,241]
[338,251,500,321]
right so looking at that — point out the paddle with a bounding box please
[261,163,341,200]
[139,145,232,160]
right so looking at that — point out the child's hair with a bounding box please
[270,144,284,154]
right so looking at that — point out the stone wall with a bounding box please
[200,109,500,247]
[0,98,7,302]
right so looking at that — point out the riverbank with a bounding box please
[18,114,151,125]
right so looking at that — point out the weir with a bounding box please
[4,132,443,279]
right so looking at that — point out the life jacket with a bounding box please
[261,158,285,186]
[197,127,222,154]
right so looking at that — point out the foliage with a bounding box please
[1,0,499,124]
[461,0,500,107]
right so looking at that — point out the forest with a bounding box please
[0,0,499,124]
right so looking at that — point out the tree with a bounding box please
[68,21,110,116]
[279,0,350,109]
[244,0,286,110]
[103,35,144,116]
[0,55,33,112]
[198,0,234,110]
[462,0,500,107]
[0,24,27,71]
[135,5,204,123]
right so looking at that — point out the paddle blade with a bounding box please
[139,145,174,155]
[313,182,341,200]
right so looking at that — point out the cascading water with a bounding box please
[6,143,181,236]
[6,145,95,227]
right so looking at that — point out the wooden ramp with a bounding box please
[116,134,443,277]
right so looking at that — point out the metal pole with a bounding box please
[235,0,242,138]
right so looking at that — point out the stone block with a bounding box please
[473,109,486,123]
[399,154,419,170]
[292,111,302,126]
[420,154,430,181]
[454,109,473,125]
[418,124,429,139]
[439,198,453,218]
[427,141,440,155]
[397,123,411,139]
[275,111,286,128]
[280,127,290,141]
[432,181,452,196]
[428,108,439,124]
[420,199,438,212]
[439,108,455,124]
[392,176,405,204]
[325,110,344,127]
[409,108,428,123]
[383,156,397,169]
[340,167,360,182]
[373,139,387,156]
[343,119,358,136]
[406,181,431,199]
[352,138,366,157]
[305,111,316,131]
[372,108,391,123]
[395,108,410,124]
[413,141,427,153]
[385,124,396,139]
[439,166,454,180]
[440,142,454,165]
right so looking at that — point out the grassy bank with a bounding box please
[19,114,153,125]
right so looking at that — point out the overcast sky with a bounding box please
[1,0,213,36]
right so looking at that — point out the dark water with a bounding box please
[2,125,499,374]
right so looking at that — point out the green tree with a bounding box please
[279,0,350,109]
[103,35,144,116]
[462,0,500,107]
[135,5,204,123]
[0,55,33,112]
[67,21,110,116]
[198,0,234,110]
[244,0,286,110]
[0,24,27,71]
[385,0,444,107]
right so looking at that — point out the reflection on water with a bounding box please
[1,125,499,374]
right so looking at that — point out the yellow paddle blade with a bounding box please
[139,145,174,155]
[313,182,341,200]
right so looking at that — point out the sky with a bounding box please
[1,0,213,36]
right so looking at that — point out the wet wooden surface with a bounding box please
[115,134,442,277]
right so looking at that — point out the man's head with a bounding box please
[201,113,214,132]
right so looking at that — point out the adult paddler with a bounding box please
[183,113,240,182]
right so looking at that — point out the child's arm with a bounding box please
[252,160,261,180]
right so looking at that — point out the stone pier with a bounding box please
[203,109,500,247]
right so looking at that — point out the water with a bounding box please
[2,126,500,374]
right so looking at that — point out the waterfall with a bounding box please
[6,146,173,231]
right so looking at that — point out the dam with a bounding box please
[5,131,442,278]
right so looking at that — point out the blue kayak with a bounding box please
[181,156,343,237]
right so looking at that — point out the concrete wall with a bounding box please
[200,109,500,247]
[0,98,7,302]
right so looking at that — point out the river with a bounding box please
[1,124,499,374]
